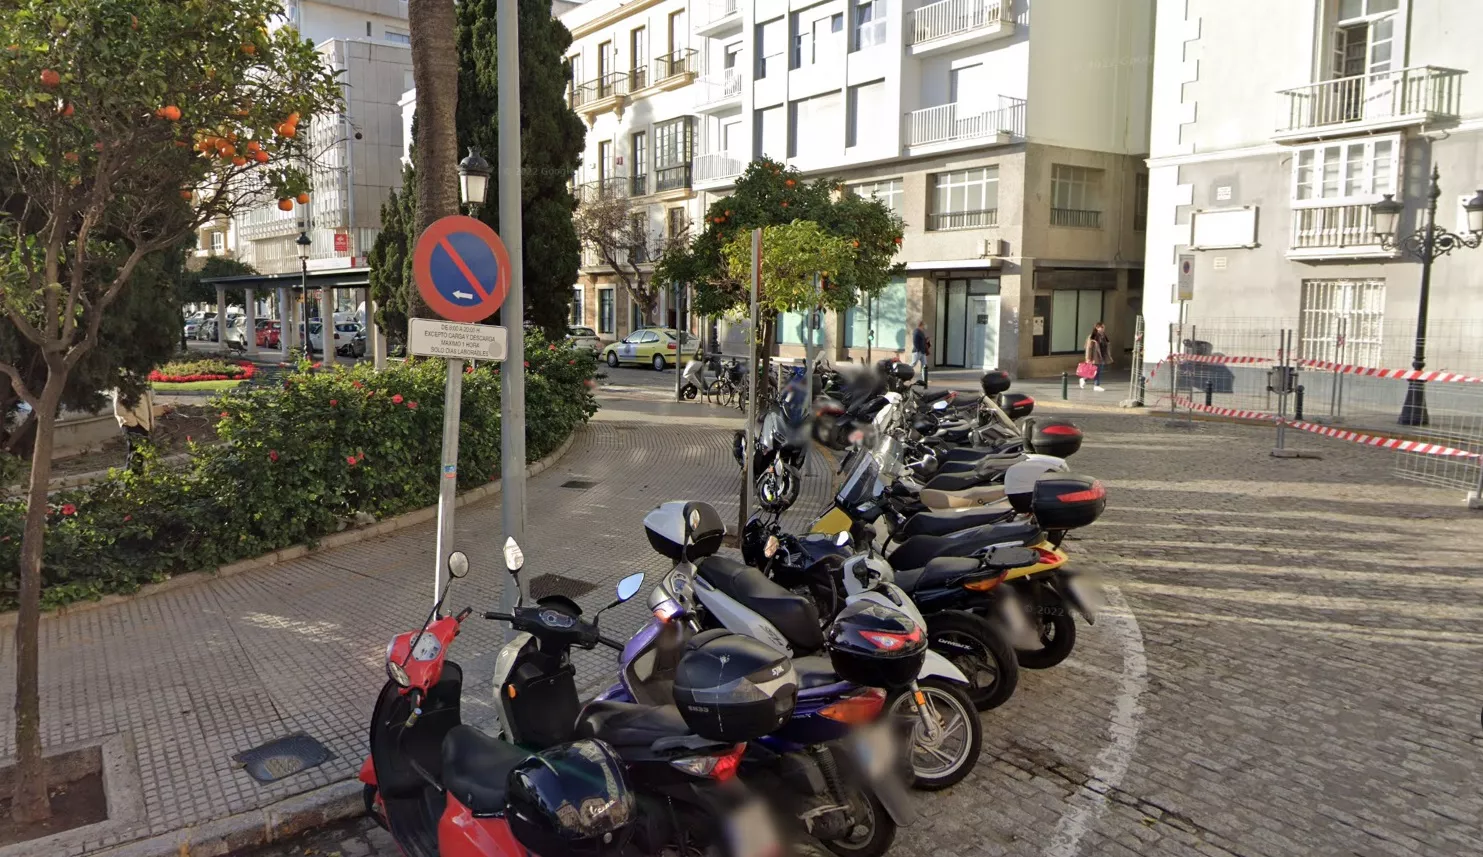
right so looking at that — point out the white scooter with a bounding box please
[680,351,714,400]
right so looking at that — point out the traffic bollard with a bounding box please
[1061,372,1069,400]
[1294,384,1305,421]
[1204,380,1213,407]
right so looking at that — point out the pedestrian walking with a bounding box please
[113,388,155,472]
[911,321,931,383]
[1080,321,1112,392]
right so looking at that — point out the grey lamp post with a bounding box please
[459,148,491,218]
[296,230,312,362]
[1370,165,1483,427]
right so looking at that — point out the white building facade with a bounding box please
[594,0,1155,376]
[1141,0,1483,371]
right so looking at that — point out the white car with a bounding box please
[304,321,357,355]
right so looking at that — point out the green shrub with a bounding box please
[0,331,599,611]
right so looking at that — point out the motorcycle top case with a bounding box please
[999,392,1034,420]
[645,501,726,562]
[825,600,927,691]
[979,370,1012,397]
[1024,418,1083,459]
[1028,474,1106,531]
[673,630,798,742]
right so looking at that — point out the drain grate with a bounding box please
[233,733,334,784]
[529,573,598,600]
[560,479,599,489]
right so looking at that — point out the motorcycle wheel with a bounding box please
[926,612,1019,711]
[821,789,895,857]
[887,678,981,791]
[1014,598,1077,670]
[682,383,698,400]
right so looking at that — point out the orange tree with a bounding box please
[0,0,339,822]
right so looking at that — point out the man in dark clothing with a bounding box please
[911,321,930,383]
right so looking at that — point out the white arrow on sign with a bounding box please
[452,290,474,301]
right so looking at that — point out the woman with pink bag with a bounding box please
[1079,321,1111,391]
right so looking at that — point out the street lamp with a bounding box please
[1370,166,1483,426]
[459,148,491,218]
[296,230,312,362]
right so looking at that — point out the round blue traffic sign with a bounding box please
[412,215,512,323]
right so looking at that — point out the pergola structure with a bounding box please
[200,266,387,368]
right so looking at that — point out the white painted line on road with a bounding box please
[1042,584,1148,857]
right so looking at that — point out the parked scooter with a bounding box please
[681,351,722,400]
[357,551,643,857]
[621,501,984,790]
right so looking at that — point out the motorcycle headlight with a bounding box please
[763,535,780,559]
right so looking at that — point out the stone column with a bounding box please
[244,288,258,355]
[370,298,387,370]
[278,287,292,358]
[214,285,227,348]
[319,283,335,366]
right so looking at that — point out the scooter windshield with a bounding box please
[835,450,885,514]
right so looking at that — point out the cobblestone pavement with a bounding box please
[13,397,1483,857]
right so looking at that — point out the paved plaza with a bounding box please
[6,393,1483,857]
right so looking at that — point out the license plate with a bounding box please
[724,798,782,857]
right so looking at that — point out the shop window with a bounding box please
[845,276,907,351]
[1031,290,1105,356]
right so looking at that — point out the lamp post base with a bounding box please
[1398,379,1430,427]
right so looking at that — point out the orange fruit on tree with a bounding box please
[232,156,247,166]
[180,190,193,200]
[39,69,60,87]
[174,140,189,148]
[287,112,300,125]
[218,143,236,158]
[63,151,78,163]
[277,198,294,211]
[241,44,256,55]
[59,102,74,117]
[245,140,261,154]
[253,150,270,163]
[131,15,138,30]
[296,192,310,204]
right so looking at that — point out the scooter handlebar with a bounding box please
[483,611,514,622]
[597,634,625,651]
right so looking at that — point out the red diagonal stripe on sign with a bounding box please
[438,237,492,300]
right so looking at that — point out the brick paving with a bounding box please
[9,396,1483,856]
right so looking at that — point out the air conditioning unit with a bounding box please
[978,238,1006,258]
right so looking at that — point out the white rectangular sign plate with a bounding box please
[408,319,508,361]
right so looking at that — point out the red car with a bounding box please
[255,319,281,348]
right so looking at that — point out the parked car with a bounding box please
[183,313,205,340]
[600,327,690,370]
[334,323,365,358]
[566,326,602,353]
[348,326,368,358]
[302,320,355,355]
[256,319,282,349]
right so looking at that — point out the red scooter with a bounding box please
[358,550,637,857]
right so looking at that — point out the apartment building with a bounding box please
[1142,0,1483,368]
[680,0,1152,375]
[559,0,711,344]
[195,1,413,279]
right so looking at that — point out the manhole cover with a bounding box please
[561,479,599,489]
[233,733,334,784]
[529,573,597,600]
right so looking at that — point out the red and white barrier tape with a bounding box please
[1170,397,1482,459]
[1297,360,1483,384]
[1148,352,1274,380]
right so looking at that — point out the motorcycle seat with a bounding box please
[898,506,1018,539]
[886,520,1043,571]
[696,556,826,653]
[939,447,1023,467]
[919,389,956,405]
[791,654,848,689]
[573,701,694,748]
[893,557,982,594]
[440,725,530,817]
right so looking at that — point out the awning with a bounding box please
[202,267,371,291]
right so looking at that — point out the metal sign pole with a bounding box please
[742,229,760,537]
[497,0,528,622]
[675,281,683,403]
[433,358,464,602]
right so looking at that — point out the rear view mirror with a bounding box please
[447,551,470,579]
[503,537,524,573]
[932,400,948,411]
[616,573,645,602]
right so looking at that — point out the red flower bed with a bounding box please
[150,361,257,384]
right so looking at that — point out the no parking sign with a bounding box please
[413,215,512,323]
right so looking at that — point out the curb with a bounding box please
[0,429,580,631]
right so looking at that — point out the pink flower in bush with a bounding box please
[269,450,280,462]
[351,380,363,389]
[123,514,132,522]
[60,504,77,516]
[549,343,557,351]
[329,399,338,407]
[407,401,418,410]
[367,390,375,398]
[391,394,404,404]
[568,360,575,366]
[220,411,230,419]
[347,455,358,466]
[465,365,475,374]
[523,361,530,368]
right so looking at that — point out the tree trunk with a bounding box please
[407,0,461,319]
[11,375,64,823]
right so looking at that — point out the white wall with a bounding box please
[295,1,409,47]
[1025,0,1153,155]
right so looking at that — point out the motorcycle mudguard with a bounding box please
[439,793,526,857]
[358,755,378,786]
[918,649,970,685]
[489,632,537,739]
[811,507,852,535]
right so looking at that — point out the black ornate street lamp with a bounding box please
[296,230,313,362]
[1370,165,1483,427]
[459,148,491,218]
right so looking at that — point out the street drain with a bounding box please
[233,733,333,784]
[529,573,598,600]
[561,479,599,489]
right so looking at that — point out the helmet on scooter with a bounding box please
[757,462,800,514]
[505,739,636,857]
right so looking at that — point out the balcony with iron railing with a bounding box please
[570,72,630,120]
[579,177,630,202]
[1050,208,1101,229]
[630,173,649,196]
[655,163,693,195]
[1288,202,1395,259]
[928,209,998,232]
[696,69,744,112]
[693,152,745,188]
[1274,66,1465,143]
[907,0,1013,56]
[695,0,741,37]
[650,48,699,92]
[904,96,1025,152]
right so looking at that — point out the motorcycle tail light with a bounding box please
[1056,480,1105,502]
[860,627,922,650]
[671,743,746,781]
[1036,547,1066,566]
[962,575,1005,592]
[820,688,886,724]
